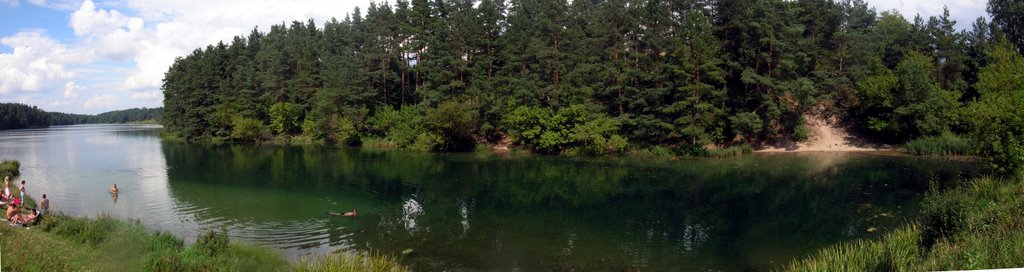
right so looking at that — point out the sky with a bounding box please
[0,0,990,114]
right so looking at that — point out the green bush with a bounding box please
[304,114,359,145]
[424,101,479,151]
[409,132,444,152]
[269,102,305,135]
[230,117,271,142]
[0,159,19,178]
[194,229,230,257]
[503,104,628,155]
[964,42,1024,176]
[367,106,426,148]
[904,133,978,156]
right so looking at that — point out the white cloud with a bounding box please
[115,0,370,92]
[864,0,988,29]
[130,90,160,101]
[0,30,92,94]
[70,0,147,61]
[63,81,80,98]
[6,0,374,113]
[84,94,119,109]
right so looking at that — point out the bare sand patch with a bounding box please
[756,112,893,153]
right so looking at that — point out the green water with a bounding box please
[0,125,978,271]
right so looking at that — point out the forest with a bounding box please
[0,103,163,130]
[160,0,1024,170]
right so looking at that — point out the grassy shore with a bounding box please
[0,213,410,271]
[786,174,1024,271]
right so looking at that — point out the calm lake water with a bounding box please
[0,124,979,271]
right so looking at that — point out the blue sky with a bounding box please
[0,0,990,114]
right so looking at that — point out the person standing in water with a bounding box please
[40,194,49,214]
[110,183,118,194]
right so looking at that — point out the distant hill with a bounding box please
[0,103,163,130]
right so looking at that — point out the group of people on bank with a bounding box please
[2,176,46,226]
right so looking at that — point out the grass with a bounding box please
[297,251,410,272]
[904,133,979,156]
[0,213,412,271]
[699,144,754,158]
[0,159,19,178]
[785,175,1024,271]
[361,137,398,148]
[0,213,290,271]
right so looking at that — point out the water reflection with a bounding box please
[160,145,977,271]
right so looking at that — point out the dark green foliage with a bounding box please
[0,103,62,130]
[92,108,163,124]
[988,0,1024,53]
[0,159,19,178]
[964,41,1024,175]
[157,0,1023,160]
[424,101,479,151]
[0,103,162,130]
[919,190,964,250]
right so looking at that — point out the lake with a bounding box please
[0,124,979,271]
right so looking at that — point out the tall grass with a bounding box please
[297,251,409,272]
[904,133,978,156]
[0,159,19,178]
[786,176,1024,271]
[699,144,754,158]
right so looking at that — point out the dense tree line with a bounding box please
[93,108,164,124]
[0,103,163,130]
[161,0,1024,160]
[0,103,54,130]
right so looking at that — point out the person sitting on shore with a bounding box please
[329,209,357,217]
[40,194,49,214]
[5,203,18,221]
[10,208,39,226]
[1,183,10,203]
[110,183,118,194]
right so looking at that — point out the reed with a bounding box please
[904,133,978,156]
[296,251,409,272]
[699,144,753,158]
